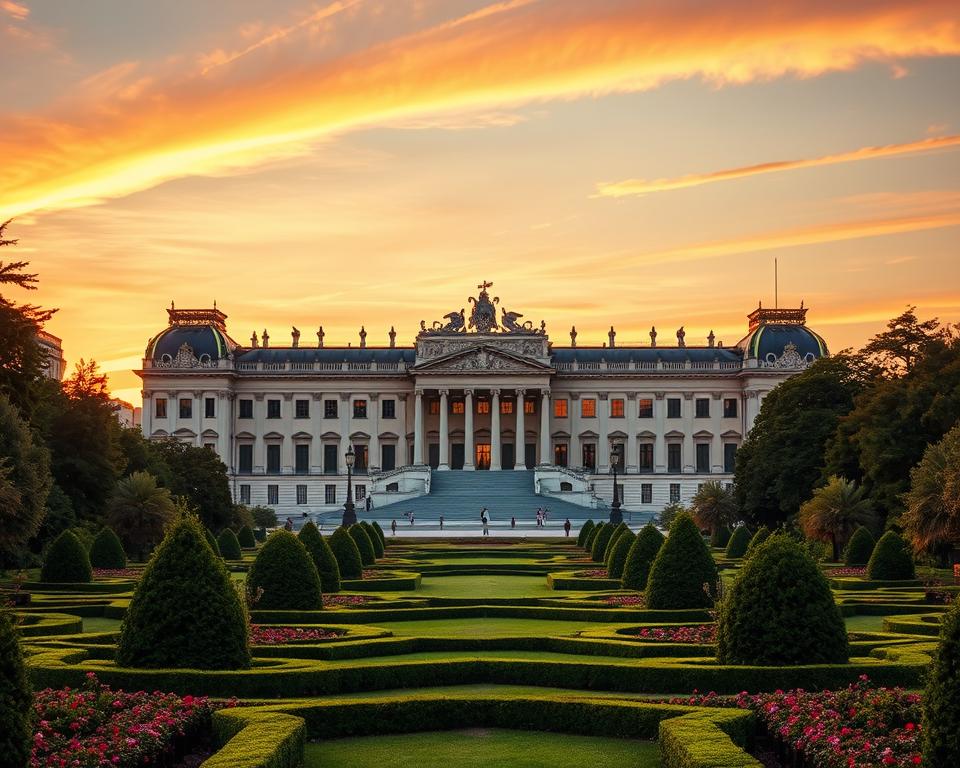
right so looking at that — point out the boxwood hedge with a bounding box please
[577,520,596,548]
[217,528,243,560]
[606,531,635,580]
[41,530,92,584]
[843,526,876,567]
[646,513,717,609]
[88,526,127,570]
[923,597,960,766]
[349,524,376,566]
[361,521,384,558]
[298,522,341,594]
[247,530,322,611]
[724,526,752,559]
[0,608,32,768]
[867,531,915,580]
[622,524,665,591]
[330,527,363,580]
[237,524,257,549]
[590,523,615,563]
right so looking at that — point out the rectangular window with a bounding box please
[381,399,395,419]
[204,442,216,451]
[554,443,568,467]
[155,397,167,419]
[239,484,251,505]
[695,398,710,418]
[355,484,366,501]
[295,399,310,419]
[476,398,490,415]
[723,398,738,418]
[638,398,653,418]
[324,484,336,504]
[500,399,514,415]
[238,399,253,419]
[295,444,309,474]
[724,443,738,473]
[696,443,711,472]
[667,444,682,473]
[324,399,338,419]
[323,444,338,474]
[296,485,307,505]
[452,399,465,415]
[204,397,215,418]
[553,398,568,418]
[238,444,253,473]
[524,399,535,415]
[641,483,652,504]
[179,398,192,419]
[266,444,281,474]
[581,398,596,418]
[582,443,596,470]
[667,398,681,419]
[353,399,367,418]
[610,398,625,418]
[428,399,440,415]
[638,444,654,472]
[267,485,279,506]
[381,444,396,471]
[669,483,681,503]
[266,399,281,419]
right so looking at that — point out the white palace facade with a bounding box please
[136,282,828,517]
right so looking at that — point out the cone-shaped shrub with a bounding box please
[622,524,665,590]
[217,528,242,560]
[717,534,848,665]
[247,530,322,610]
[866,530,915,580]
[725,526,752,558]
[372,521,386,549]
[604,522,631,566]
[923,597,960,766]
[746,526,771,557]
[646,512,718,609]
[843,525,876,566]
[0,608,32,768]
[584,522,602,551]
[606,531,635,579]
[204,527,221,557]
[349,524,376,566]
[238,524,257,548]
[710,525,732,549]
[298,521,341,593]
[89,526,127,569]
[41,530,93,583]
[591,522,616,562]
[330,526,363,579]
[577,520,596,548]
[117,515,250,669]
[361,520,384,558]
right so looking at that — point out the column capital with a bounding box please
[626,392,637,400]
[254,393,265,401]
[490,388,501,397]
[141,390,152,400]
[340,392,351,401]
[438,388,449,397]
[598,392,608,400]
[712,391,723,400]
[369,393,380,401]
[398,393,408,402]
[683,392,694,400]
[540,389,550,399]
[463,388,475,397]
[192,390,203,398]
[746,390,759,399]
[283,392,294,401]
[515,387,526,397]
[312,392,324,401]
[415,388,425,397]
[654,391,665,400]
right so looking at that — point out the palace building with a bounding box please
[136,282,827,519]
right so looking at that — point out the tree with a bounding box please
[40,529,92,583]
[646,512,718,609]
[842,526,876,567]
[217,528,242,560]
[923,598,960,766]
[237,524,257,548]
[106,471,176,559]
[329,527,362,580]
[860,306,943,376]
[746,526,771,556]
[0,607,32,768]
[361,520,384,558]
[902,424,960,563]
[590,522,616,562]
[656,502,685,530]
[798,477,875,561]
[710,525,732,549]
[690,481,739,538]
[250,505,278,529]
[724,525,752,559]
[150,440,233,532]
[603,522,630,567]
[89,526,127,569]
[246,530,322,611]
[298,521,341,593]
[621,524,665,590]
[866,531,915,580]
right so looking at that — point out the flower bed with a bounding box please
[322,594,369,607]
[31,672,214,768]
[575,569,609,578]
[93,568,141,579]
[825,567,867,577]
[250,625,344,644]
[626,624,716,643]
[603,594,645,607]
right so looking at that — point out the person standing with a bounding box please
[391,519,397,536]
[564,518,571,537]
[481,513,489,537]
[410,512,415,526]
[365,495,372,512]
[439,514,444,531]
[511,516,516,529]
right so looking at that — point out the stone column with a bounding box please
[339,393,351,473]
[141,391,152,438]
[539,389,550,465]
[281,393,294,473]
[570,393,581,468]
[711,392,723,473]
[254,393,265,473]
[192,390,202,447]
[398,394,409,466]
[654,392,666,472]
[438,389,450,470]
[413,389,424,465]
[745,390,760,433]
[625,392,638,473]
[463,389,475,470]
[682,392,694,473]
[369,394,380,472]
[218,390,232,466]
[491,389,501,470]
[514,388,526,469]
[598,392,610,472]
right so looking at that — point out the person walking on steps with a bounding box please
[564,518,571,537]
[439,514,444,531]
[391,519,397,536]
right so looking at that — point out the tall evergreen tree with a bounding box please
[150,439,233,531]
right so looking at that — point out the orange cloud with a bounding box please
[0,1,28,20]
[596,134,960,197]
[2,0,960,217]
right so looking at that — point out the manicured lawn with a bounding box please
[401,574,559,598]
[82,616,123,634]
[304,728,659,767]
[844,614,887,633]
[373,616,614,637]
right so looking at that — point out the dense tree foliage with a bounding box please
[106,472,176,559]
[842,526,876,567]
[646,512,718,609]
[237,524,257,548]
[0,607,32,768]
[724,525,752,559]
[923,597,960,766]
[150,440,233,532]
[690,481,739,538]
[902,423,960,562]
[710,525,732,549]
[798,476,875,560]
[246,530,322,610]
[746,526,771,556]
[217,528,242,560]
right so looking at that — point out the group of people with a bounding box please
[535,507,549,527]
[384,508,572,536]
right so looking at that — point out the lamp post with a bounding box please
[342,445,357,527]
[609,450,623,524]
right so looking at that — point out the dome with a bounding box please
[736,306,828,367]
[146,307,236,366]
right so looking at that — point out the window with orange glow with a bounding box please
[581,398,596,418]
[554,398,568,418]
[611,398,625,418]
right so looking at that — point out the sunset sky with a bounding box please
[2,0,959,404]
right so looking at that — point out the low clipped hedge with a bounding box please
[247,530,322,611]
[659,708,760,768]
[41,530,93,584]
[349,525,376,566]
[329,527,363,580]
[237,525,257,549]
[622,524,665,591]
[546,573,621,591]
[724,526,751,559]
[217,528,243,560]
[606,531,635,580]
[88,527,127,570]
[590,523,615,563]
[577,520,596,548]
[843,526,876,567]
[867,531,915,580]
[646,513,717,609]
[361,521,384,559]
[208,707,304,768]
[298,522,341,594]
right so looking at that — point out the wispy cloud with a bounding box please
[595,134,960,197]
[0,1,28,21]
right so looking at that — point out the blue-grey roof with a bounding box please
[739,325,828,361]
[147,326,232,361]
[550,347,742,363]
[236,348,416,364]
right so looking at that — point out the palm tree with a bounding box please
[106,472,176,560]
[903,424,960,565]
[690,481,739,538]
[799,476,875,561]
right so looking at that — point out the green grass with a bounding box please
[82,616,122,634]
[304,728,659,767]
[844,614,887,633]
[373,617,618,637]
[399,575,559,598]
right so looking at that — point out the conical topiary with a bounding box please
[204,527,221,557]
[238,524,257,548]
[298,521,341,594]
[349,524,376,566]
[606,530,635,580]
[922,597,960,766]
[710,525,732,549]
[591,522,616,562]
[646,512,719,609]
[361,520,384,558]
[717,534,848,665]
[329,526,363,579]
[577,520,596,548]
[41,530,93,583]
[247,530,322,610]
[604,522,631,567]
[621,524,665,590]
[866,530,915,580]
[217,528,242,560]
[372,521,386,549]
[746,526,771,554]
[0,608,32,768]
[89,526,127,570]
[843,526,876,567]
[725,526,752,558]
[584,521,602,552]
[116,515,250,669]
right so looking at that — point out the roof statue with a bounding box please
[389,326,397,348]
[570,326,577,347]
[250,331,259,348]
[291,326,300,348]
[676,326,685,348]
[317,326,324,348]
[359,326,367,348]
[650,326,657,347]
[419,282,545,337]
[707,330,715,348]
[262,329,269,348]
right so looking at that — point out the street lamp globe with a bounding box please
[345,446,356,470]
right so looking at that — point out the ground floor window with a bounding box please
[554,443,568,467]
[669,483,681,503]
[695,443,710,473]
[296,485,307,504]
[267,485,279,505]
[355,484,366,500]
[239,484,250,504]
[724,443,737,473]
[582,443,596,470]
[324,484,336,504]
[641,483,652,504]
[476,443,491,470]
[639,443,653,472]
[667,443,681,473]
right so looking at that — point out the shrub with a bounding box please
[238,524,257,548]
[923,597,960,766]
[710,526,732,549]
[349,524,376,566]
[604,522,631,566]
[590,522,616,562]
[298,522,342,593]
[606,531,634,580]
[250,505,278,528]
[247,530,322,611]
[40,530,92,583]
[217,528,242,560]
[584,521,603,551]
[725,526,752,558]
[0,608,32,768]
[746,526,771,556]
[577,520,596,548]
[843,525,876,566]
[371,521,386,549]
[646,512,718,609]
[867,530,915,580]
[622,524,665,590]
[361,521,383,558]
[329,527,363,579]
[88,526,127,569]
[204,527,221,557]
[717,534,848,665]
[116,515,250,669]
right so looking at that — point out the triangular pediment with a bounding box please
[412,344,552,374]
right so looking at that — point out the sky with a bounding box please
[1,0,959,404]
